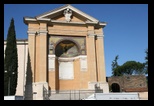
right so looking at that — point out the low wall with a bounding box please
[83,92,148,100]
[4,96,23,100]
[95,93,139,100]
[138,92,148,100]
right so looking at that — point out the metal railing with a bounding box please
[46,90,97,100]
[43,86,50,100]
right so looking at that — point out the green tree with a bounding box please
[113,65,123,76]
[113,61,145,76]
[111,55,119,76]
[4,18,18,96]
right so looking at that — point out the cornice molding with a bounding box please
[24,17,106,29]
[27,30,48,35]
[36,4,99,22]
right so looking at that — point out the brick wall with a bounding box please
[107,75,148,92]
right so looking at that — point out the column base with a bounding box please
[88,81,109,93]
[32,82,49,100]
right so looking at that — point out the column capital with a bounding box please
[27,30,48,35]
[87,34,104,38]
[39,30,48,35]
[97,34,104,39]
[27,31,37,35]
[88,33,97,37]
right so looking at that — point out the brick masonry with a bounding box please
[107,75,148,92]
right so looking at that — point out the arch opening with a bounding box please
[111,83,120,92]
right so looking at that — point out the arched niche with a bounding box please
[55,39,80,58]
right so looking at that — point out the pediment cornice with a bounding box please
[23,4,107,28]
[36,4,99,22]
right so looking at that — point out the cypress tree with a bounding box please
[4,18,18,96]
[145,48,148,74]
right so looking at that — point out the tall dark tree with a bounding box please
[4,18,18,96]
[144,48,148,74]
[111,55,119,76]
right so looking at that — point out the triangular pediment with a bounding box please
[36,4,99,23]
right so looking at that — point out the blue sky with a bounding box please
[4,4,148,77]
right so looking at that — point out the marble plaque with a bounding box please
[80,56,87,71]
[48,55,55,71]
[59,61,74,79]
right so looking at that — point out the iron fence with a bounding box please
[45,90,98,100]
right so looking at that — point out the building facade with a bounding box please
[4,4,109,100]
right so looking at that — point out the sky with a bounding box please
[4,4,148,77]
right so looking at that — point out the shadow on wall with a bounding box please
[24,51,33,100]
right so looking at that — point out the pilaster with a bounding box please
[27,31,36,82]
[38,23,48,82]
[86,26,97,82]
[95,28,106,82]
